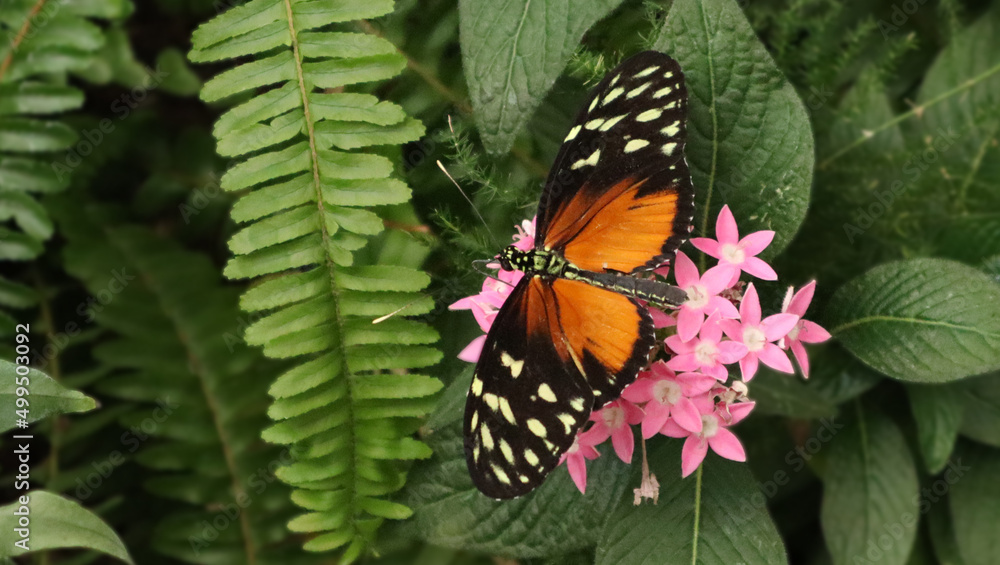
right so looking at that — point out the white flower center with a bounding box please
[743,325,766,352]
[720,242,745,264]
[602,406,626,430]
[652,379,683,406]
[786,321,803,341]
[694,340,718,366]
[684,283,710,309]
[700,414,719,438]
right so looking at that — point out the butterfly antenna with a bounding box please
[436,159,504,251]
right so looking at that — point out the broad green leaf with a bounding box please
[458,0,625,154]
[949,441,1000,565]
[749,368,837,419]
[827,258,1000,382]
[906,384,963,474]
[927,501,966,565]
[820,405,919,565]
[936,215,1000,265]
[653,0,813,257]
[398,375,629,557]
[0,490,132,563]
[595,440,787,565]
[955,373,1000,447]
[0,360,97,432]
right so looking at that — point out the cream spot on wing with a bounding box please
[624,139,650,153]
[564,124,581,141]
[481,426,494,450]
[470,410,479,429]
[500,439,515,464]
[664,100,679,109]
[653,86,674,99]
[527,418,547,438]
[634,65,659,78]
[636,109,663,122]
[662,142,677,156]
[570,397,586,412]
[543,439,557,452]
[570,148,601,170]
[588,96,599,112]
[500,351,524,377]
[471,377,483,396]
[585,118,605,130]
[609,73,621,86]
[473,445,480,461]
[498,396,516,425]
[524,449,540,466]
[598,114,628,132]
[519,474,530,483]
[537,383,557,403]
[663,71,674,79]
[662,121,681,137]
[626,83,651,99]
[557,413,576,434]
[492,464,511,484]
[483,392,499,412]
[603,86,625,105]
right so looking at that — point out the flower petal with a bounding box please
[673,397,704,433]
[739,230,775,256]
[740,283,762,325]
[702,265,737,295]
[707,296,740,319]
[790,340,811,378]
[691,237,721,258]
[681,436,709,477]
[677,307,705,342]
[678,372,718,395]
[449,296,476,311]
[758,343,794,373]
[665,334,694,354]
[799,320,832,343]
[641,403,673,439]
[667,354,701,372]
[566,452,589,494]
[674,251,699,288]
[650,306,676,329]
[457,335,487,363]
[727,401,756,424]
[622,378,655,402]
[715,205,739,245]
[708,428,746,462]
[716,341,749,364]
[739,353,760,381]
[741,256,778,280]
[761,313,800,341]
[611,425,635,463]
[660,418,690,438]
[788,281,817,316]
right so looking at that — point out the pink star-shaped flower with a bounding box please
[666,312,748,380]
[780,281,833,378]
[622,362,717,437]
[673,251,740,342]
[661,397,755,477]
[560,433,601,494]
[691,205,777,286]
[719,283,799,381]
[580,399,644,464]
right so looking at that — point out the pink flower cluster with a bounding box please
[450,206,831,496]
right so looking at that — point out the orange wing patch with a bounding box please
[524,277,645,378]
[543,177,681,273]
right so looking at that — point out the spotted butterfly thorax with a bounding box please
[463,51,696,499]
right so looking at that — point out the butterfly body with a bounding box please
[464,51,696,499]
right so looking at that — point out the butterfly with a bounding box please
[464,51,696,499]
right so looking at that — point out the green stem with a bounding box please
[690,465,703,565]
[818,60,1000,170]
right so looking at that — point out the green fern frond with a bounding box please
[50,194,310,564]
[0,0,131,334]
[189,0,442,560]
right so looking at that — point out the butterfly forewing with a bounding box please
[536,51,695,272]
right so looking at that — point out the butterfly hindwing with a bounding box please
[465,278,594,499]
[536,51,695,273]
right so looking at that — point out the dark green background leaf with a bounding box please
[653,0,814,258]
[949,441,1000,565]
[595,439,787,565]
[827,258,1000,382]
[820,405,919,565]
[955,373,1000,447]
[459,0,625,154]
[906,384,963,474]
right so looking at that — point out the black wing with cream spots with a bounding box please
[535,51,691,259]
[464,279,594,499]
